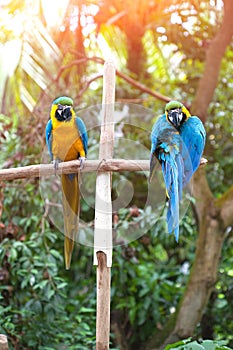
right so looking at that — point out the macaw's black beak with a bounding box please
[63,106,72,120]
[168,108,183,128]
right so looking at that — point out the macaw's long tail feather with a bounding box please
[161,158,180,242]
[61,174,80,270]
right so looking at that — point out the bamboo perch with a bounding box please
[0,158,207,181]
[0,335,8,350]
[94,60,115,350]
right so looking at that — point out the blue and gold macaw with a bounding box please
[150,100,206,241]
[45,96,88,269]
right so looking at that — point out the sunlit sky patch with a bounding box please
[41,0,120,66]
[170,0,223,33]
[41,0,69,28]
[41,0,98,35]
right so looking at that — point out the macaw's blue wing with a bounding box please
[150,115,169,182]
[45,119,53,160]
[149,122,160,182]
[75,116,88,156]
[180,116,206,185]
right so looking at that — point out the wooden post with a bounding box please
[0,335,8,350]
[94,60,115,350]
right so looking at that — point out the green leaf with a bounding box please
[32,300,42,313]
[129,307,136,324]
[57,282,68,289]
[9,247,18,262]
[47,288,55,300]
[50,249,61,259]
[165,338,192,350]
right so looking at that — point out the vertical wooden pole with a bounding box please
[0,335,8,350]
[94,60,115,350]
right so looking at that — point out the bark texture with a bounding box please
[191,0,233,122]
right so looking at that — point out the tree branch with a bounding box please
[75,74,103,100]
[0,159,149,181]
[0,158,207,181]
[115,69,171,102]
[192,168,214,222]
[51,52,172,104]
[216,184,233,228]
[74,66,172,103]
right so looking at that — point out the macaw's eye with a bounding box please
[57,104,63,110]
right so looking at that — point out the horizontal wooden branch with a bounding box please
[0,158,207,181]
[115,70,171,103]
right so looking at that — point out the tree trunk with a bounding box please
[191,0,233,122]
[169,170,225,338]
[126,28,146,77]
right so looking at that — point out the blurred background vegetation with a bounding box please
[0,0,233,349]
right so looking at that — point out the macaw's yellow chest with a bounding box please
[52,121,84,161]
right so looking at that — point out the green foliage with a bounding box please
[0,229,97,349]
[165,338,232,350]
[205,45,233,196]
[110,206,197,347]
[0,114,18,165]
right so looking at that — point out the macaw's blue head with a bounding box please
[165,100,191,129]
[52,96,74,122]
